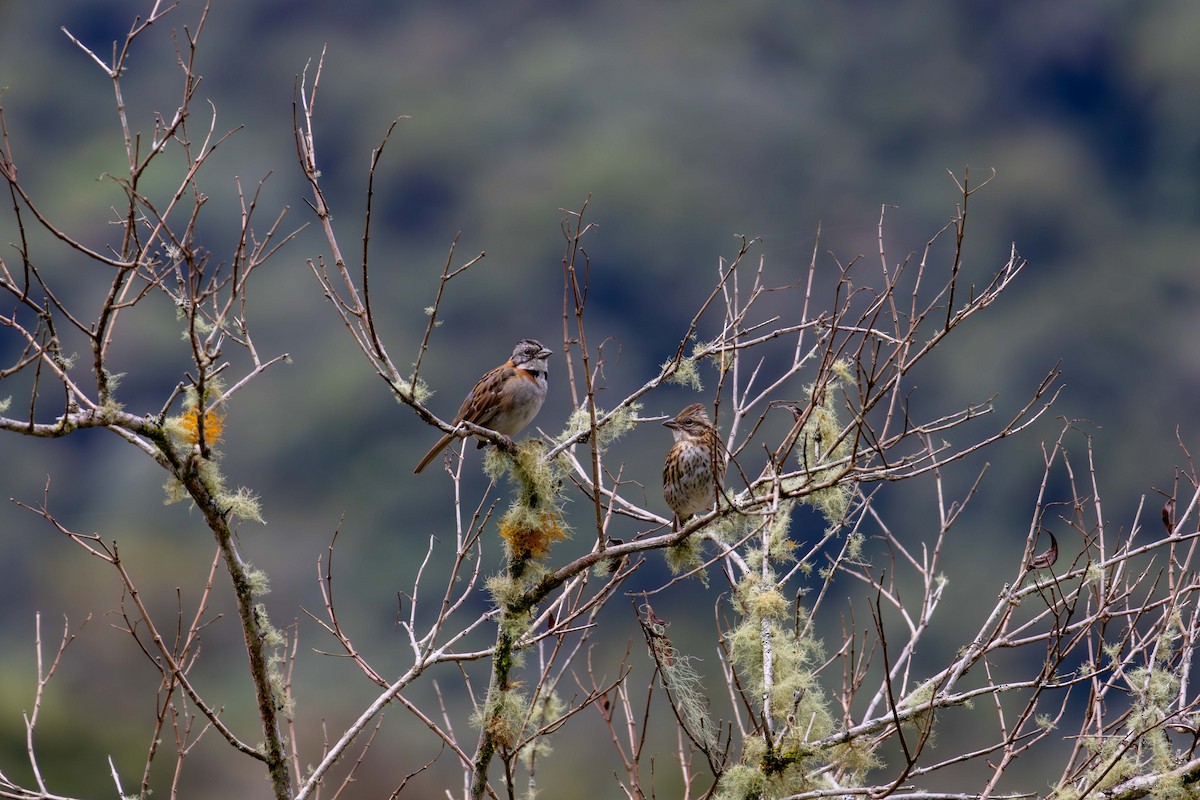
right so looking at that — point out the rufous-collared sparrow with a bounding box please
[662,402,725,529]
[414,338,553,474]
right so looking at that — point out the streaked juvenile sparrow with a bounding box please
[413,338,553,474]
[662,402,725,529]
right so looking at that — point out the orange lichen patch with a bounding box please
[179,406,225,446]
[498,511,569,559]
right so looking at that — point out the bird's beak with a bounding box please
[539,347,554,358]
[663,419,679,429]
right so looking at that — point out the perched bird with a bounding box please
[413,338,553,474]
[662,402,724,529]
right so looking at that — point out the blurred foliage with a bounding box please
[1,0,1199,796]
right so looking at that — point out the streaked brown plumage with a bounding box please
[414,339,553,474]
[662,403,724,529]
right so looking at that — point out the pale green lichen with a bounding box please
[267,649,295,720]
[1051,640,1187,799]
[764,501,798,564]
[161,383,265,524]
[663,356,703,391]
[559,403,641,449]
[787,362,855,526]
[664,537,709,587]
[642,609,717,755]
[246,567,271,597]
[486,440,572,561]
[519,691,564,768]
[662,650,718,754]
[692,338,732,375]
[486,573,524,612]
[473,687,529,750]
[392,375,431,404]
[713,567,841,799]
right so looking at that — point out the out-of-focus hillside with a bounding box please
[1,0,1198,795]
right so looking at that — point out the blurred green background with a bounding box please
[2,0,1199,796]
